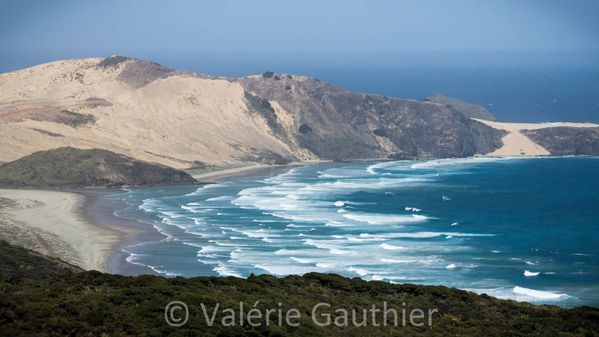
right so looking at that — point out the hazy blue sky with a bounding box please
[0,0,597,122]
[1,0,598,52]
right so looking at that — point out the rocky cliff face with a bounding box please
[238,74,505,160]
[522,127,599,155]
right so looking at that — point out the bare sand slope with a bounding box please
[473,119,599,156]
[0,189,120,271]
[0,58,316,168]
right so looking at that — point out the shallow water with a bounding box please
[105,157,599,306]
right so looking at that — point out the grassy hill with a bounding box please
[0,240,597,336]
[0,147,198,187]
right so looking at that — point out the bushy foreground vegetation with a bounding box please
[1,241,598,336]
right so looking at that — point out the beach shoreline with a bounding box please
[0,186,192,275]
[93,163,311,274]
[0,156,590,275]
[0,188,122,272]
[187,161,319,182]
[76,188,164,275]
[0,163,305,275]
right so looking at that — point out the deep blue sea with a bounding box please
[106,157,599,307]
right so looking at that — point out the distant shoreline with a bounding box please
[188,161,321,183]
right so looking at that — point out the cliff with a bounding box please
[239,73,504,160]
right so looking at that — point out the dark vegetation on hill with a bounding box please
[52,110,96,127]
[523,127,599,156]
[244,90,287,139]
[97,55,131,68]
[239,74,505,161]
[98,55,176,87]
[1,107,95,127]
[0,147,198,187]
[0,241,598,336]
[117,59,176,87]
[426,93,496,121]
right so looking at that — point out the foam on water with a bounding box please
[205,195,233,202]
[467,287,571,303]
[512,287,569,301]
[116,157,599,306]
[380,243,406,250]
[342,212,428,225]
[409,157,507,170]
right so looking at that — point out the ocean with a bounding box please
[105,157,599,307]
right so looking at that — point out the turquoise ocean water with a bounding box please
[106,157,599,307]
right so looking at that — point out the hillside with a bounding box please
[523,127,599,155]
[1,56,598,167]
[0,147,197,187]
[1,240,598,336]
[473,119,599,156]
[426,93,496,121]
[239,73,504,160]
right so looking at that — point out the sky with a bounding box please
[0,0,598,122]
[1,0,598,54]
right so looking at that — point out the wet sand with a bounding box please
[0,188,121,271]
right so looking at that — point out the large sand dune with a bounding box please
[0,58,315,168]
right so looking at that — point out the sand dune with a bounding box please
[0,58,315,168]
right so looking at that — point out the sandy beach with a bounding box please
[188,162,320,182]
[0,188,122,271]
[0,164,301,275]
